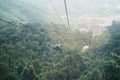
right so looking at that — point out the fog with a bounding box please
[19,0,120,32]
[19,0,120,16]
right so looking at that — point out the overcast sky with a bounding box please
[19,0,120,16]
[18,0,120,30]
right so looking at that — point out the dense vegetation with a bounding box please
[0,18,120,80]
[0,0,45,23]
[0,0,120,80]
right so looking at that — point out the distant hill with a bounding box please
[0,0,46,23]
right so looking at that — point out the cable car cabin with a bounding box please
[53,43,61,50]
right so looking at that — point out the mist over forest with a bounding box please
[0,0,120,80]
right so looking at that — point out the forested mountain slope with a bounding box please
[0,0,120,80]
[91,21,120,80]
[0,0,45,23]
[0,21,51,80]
[0,17,120,80]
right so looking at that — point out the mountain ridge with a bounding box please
[0,0,46,23]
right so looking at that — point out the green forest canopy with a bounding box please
[0,20,120,80]
[0,0,120,80]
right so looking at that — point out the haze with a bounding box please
[19,0,120,32]
[19,0,120,16]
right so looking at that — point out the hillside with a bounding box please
[0,0,120,80]
[0,17,120,80]
[0,0,46,23]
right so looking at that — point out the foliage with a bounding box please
[0,4,120,79]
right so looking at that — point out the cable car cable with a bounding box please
[0,18,17,26]
[50,0,65,26]
[64,0,71,31]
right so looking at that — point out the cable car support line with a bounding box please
[50,0,65,25]
[64,0,71,32]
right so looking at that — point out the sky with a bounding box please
[19,0,120,16]
[19,0,120,31]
